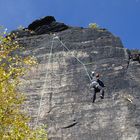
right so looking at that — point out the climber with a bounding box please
[90,72,105,103]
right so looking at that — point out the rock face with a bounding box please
[28,16,56,31]
[11,16,69,38]
[130,53,140,63]
[18,23,140,140]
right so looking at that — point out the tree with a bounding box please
[0,26,47,140]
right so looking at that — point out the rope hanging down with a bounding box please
[55,35,92,82]
[35,38,54,128]
[35,34,92,127]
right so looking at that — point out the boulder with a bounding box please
[28,16,56,30]
[11,16,69,37]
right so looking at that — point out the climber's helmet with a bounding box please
[91,71,95,76]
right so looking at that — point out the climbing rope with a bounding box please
[35,34,93,127]
[35,38,54,128]
[55,36,92,82]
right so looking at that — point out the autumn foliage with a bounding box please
[0,26,47,140]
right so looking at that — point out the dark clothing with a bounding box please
[97,79,105,88]
[92,85,104,102]
[90,79,105,103]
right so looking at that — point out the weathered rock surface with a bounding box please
[34,22,69,35]
[12,16,69,38]
[28,16,56,31]
[11,28,36,38]
[18,24,140,140]
[130,53,140,63]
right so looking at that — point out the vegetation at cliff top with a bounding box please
[129,49,140,54]
[0,26,47,140]
[89,23,99,29]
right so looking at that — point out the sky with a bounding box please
[0,0,140,49]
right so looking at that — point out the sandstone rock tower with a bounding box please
[15,16,140,140]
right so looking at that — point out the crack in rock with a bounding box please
[61,120,78,129]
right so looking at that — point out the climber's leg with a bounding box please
[92,88,96,103]
[97,85,104,99]
[100,88,104,99]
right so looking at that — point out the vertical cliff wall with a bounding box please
[18,27,140,140]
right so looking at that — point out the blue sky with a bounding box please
[0,0,140,49]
